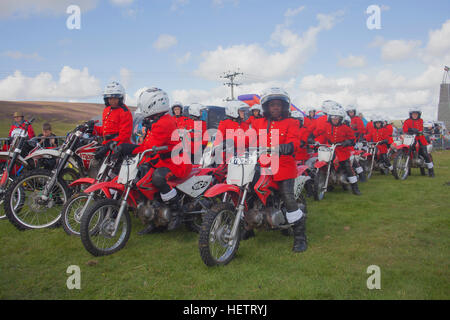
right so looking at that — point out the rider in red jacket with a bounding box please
[402,107,435,177]
[245,104,263,128]
[113,88,192,234]
[315,103,362,195]
[364,115,394,173]
[250,88,306,253]
[346,105,366,141]
[185,103,208,164]
[93,82,133,159]
[290,110,310,163]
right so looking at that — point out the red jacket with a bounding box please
[350,116,365,139]
[215,119,250,147]
[315,122,355,162]
[403,118,428,146]
[290,118,309,161]
[364,127,393,154]
[133,114,191,179]
[93,105,133,145]
[245,115,263,128]
[366,121,374,135]
[185,118,208,155]
[311,115,328,137]
[251,117,301,181]
[9,121,35,139]
[174,116,190,130]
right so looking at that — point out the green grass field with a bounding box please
[0,144,449,299]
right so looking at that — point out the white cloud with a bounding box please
[212,0,240,8]
[338,55,367,68]
[381,39,422,61]
[110,0,134,6]
[421,19,450,65]
[0,0,99,19]
[0,66,102,100]
[153,34,178,50]
[284,6,305,18]
[171,0,189,11]
[2,51,42,61]
[195,10,343,82]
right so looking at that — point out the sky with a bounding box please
[0,0,450,120]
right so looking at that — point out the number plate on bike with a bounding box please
[403,135,415,146]
[226,154,257,186]
[318,146,332,162]
[117,157,139,184]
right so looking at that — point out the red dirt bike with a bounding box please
[60,147,120,236]
[198,148,310,266]
[79,147,227,256]
[313,143,358,201]
[3,121,100,230]
[392,134,432,180]
[358,141,391,179]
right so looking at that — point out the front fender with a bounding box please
[69,177,96,188]
[83,181,138,208]
[0,151,10,161]
[314,161,328,169]
[204,183,241,198]
[296,164,310,176]
[24,149,61,161]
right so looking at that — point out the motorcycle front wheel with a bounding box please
[313,168,327,201]
[393,150,409,180]
[4,169,69,230]
[198,202,241,267]
[80,199,131,256]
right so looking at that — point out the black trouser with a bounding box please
[417,142,432,164]
[278,179,298,213]
[151,167,172,194]
[380,153,391,168]
[339,160,355,180]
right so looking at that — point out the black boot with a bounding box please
[241,229,255,240]
[138,223,157,235]
[292,216,307,253]
[359,172,367,182]
[166,192,183,231]
[428,167,435,178]
[351,183,361,196]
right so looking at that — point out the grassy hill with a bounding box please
[0,101,136,137]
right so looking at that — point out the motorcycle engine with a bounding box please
[137,201,156,225]
[244,207,287,229]
[137,201,172,227]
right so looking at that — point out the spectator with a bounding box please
[9,111,35,139]
[38,123,58,148]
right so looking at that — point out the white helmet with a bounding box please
[306,106,317,113]
[188,103,205,118]
[171,101,183,113]
[346,105,357,116]
[260,88,290,115]
[327,102,345,124]
[322,100,340,115]
[408,107,422,119]
[250,104,262,112]
[224,100,249,119]
[372,114,384,124]
[291,110,304,121]
[103,81,126,105]
[137,87,170,118]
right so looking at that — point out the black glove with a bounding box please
[380,139,389,145]
[342,139,354,147]
[137,163,151,180]
[407,128,419,134]
[112,143,138,159]
[74,124,85,132]
[85,120,96,134]
[278,142,294,155]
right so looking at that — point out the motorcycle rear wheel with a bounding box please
[198,202,241,267]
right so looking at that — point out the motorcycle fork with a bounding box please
[324,160,333,191]
[228,186,249,244]
[42,151,72,199]
[111,186,131,237]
